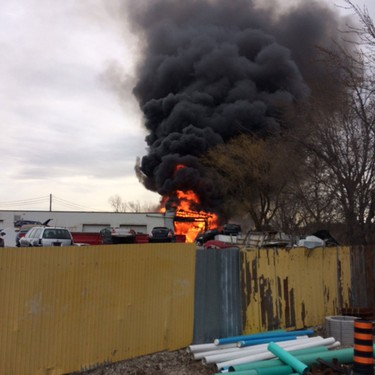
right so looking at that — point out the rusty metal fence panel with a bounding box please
[0,243,196,375]
[241,246,352,333]
[350,245,375,310]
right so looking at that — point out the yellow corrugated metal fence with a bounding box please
[0,244,353,375]
[0,243,196,375]
[241,246,351,333]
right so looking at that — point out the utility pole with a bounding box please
[49,194,52,212]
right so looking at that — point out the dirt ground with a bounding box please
[69,349,216,375]
[69,327,328,375]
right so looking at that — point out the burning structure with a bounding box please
[120,0,350,236]
[162,189,219,243]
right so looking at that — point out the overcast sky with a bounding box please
[1,0,374,212]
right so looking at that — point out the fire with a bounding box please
[161,189,218,243]
[158,164,219,242]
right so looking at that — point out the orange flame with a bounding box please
[159,164,219,242]
[161,189,218,243]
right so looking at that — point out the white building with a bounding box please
[0,210,174,247]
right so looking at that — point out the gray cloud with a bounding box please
[0,0,158,210]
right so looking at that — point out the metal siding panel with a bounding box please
[350,245,374,308]
[241,247,352,334]
[219,248,242,338]
[193,249,223,344]
[256,248,279,331]
[321,248,340,316]
[288,247,325,328]
[241,249,262,333]
[272,249,297,329]
[337,246,352,310]
[193,248,242,344]
[0,243,196,375]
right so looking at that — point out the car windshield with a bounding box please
[43,229,71,240]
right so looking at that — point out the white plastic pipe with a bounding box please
[189,334,309,355]
[194,336,310,360]
[328,341,341,349]
[187,342,237,354]
[203,337,323,365]
[237,335,308,347]
[193,345,245,360]
[196,339,308,360]
[216,337,335,370]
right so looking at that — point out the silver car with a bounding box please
[19,226,74,247]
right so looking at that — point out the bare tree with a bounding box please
[342,0,375,64]
[203,134,299,231]
[108,195,128,212]
[108,195,159,213]
[290,44,375,244]
[274,152,341,236]
[268,3,375,244]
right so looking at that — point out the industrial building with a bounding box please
[0,209,174,247]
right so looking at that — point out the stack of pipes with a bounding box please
[187,329,353,374]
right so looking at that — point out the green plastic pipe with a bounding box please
[215,365,294,375]
[229,346,375,374]
[215,365,299,375]
[286,346,329,356]
[237,366,295,375]
[230,346,329,372]
[218,370,286,375]
[267,342,309,374]
[256,365,294,375]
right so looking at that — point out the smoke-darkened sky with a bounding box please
[0,0,374,212]
[121,0,355,213]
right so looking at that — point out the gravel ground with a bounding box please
[69,349,216,375]
[69,326,360,375]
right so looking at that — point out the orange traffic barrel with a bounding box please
[352,319,374,375]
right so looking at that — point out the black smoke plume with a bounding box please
[124,0,349,214]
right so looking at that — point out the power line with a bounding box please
[52,195,101,211]
[0,195,50,207]
[0,195,103,212]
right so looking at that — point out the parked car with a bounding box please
[195,228,220,246]
[0,230,5,247]
[100,227,136,244]
[222,223,242,236]
[149,227,175,243]
[16,224,38,247]
[15,219,52,247]
[14,219,42,228]
[19,226,74,247]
